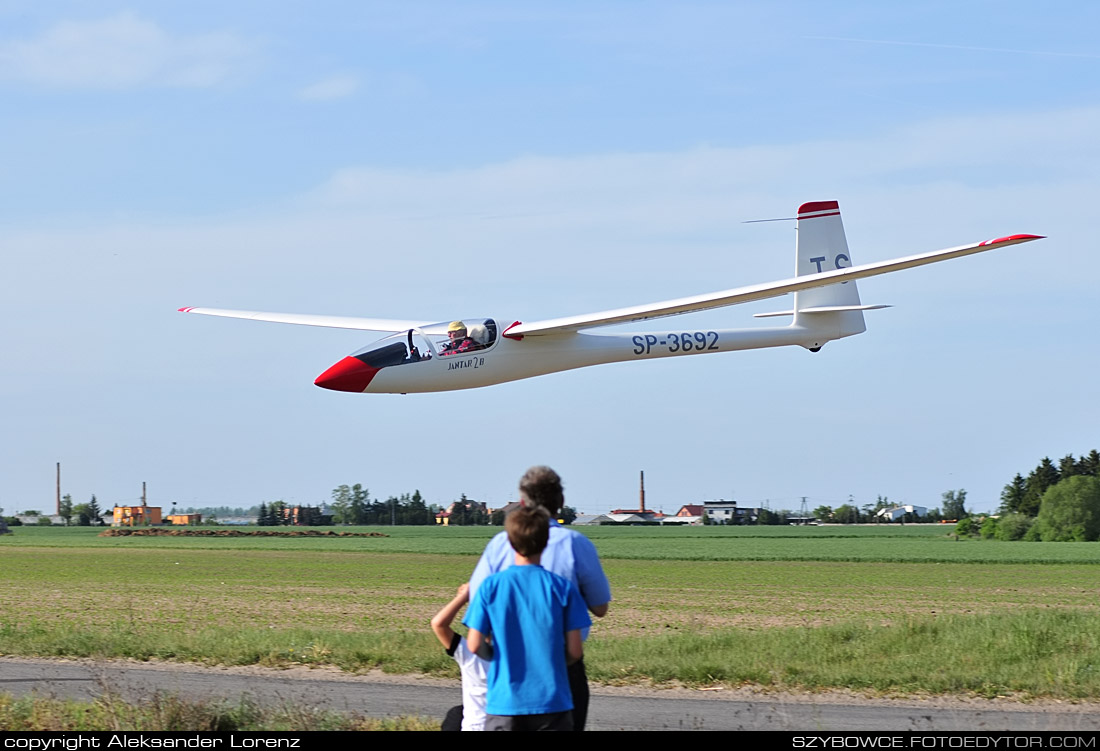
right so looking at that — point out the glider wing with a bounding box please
[177,307,429,332]
[506,234,1043,337]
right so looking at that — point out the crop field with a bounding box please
[8,523,1100,563]
[2,525,1099,698]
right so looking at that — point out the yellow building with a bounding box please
[113,505,162,526]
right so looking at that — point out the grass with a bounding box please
[3,526,1100,699]
[0,691,437,731]
[5,523,1099,563]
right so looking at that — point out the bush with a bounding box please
[955,517,973,537]
[995,513,1034,541]
[979,517,998,539]
[1036,476,1100,542]
[3,516,22,526]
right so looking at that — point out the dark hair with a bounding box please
[505,505,550,558]
[518,465,564,514]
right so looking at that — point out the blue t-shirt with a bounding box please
[469,521,610,641]
[464,564,591,717]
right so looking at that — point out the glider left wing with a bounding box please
[506,234,1042,337]
[177,307,429,332]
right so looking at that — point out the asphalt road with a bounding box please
[2,658,1097,732]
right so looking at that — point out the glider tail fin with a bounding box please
[792,200,867,342]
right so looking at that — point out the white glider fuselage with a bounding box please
[179,200,1042,395]
[357,323,828,394]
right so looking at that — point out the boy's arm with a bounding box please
[565,629,583,665]
[467,627,487,657]
[429,583,469,650]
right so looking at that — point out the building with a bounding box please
[276,504,333,526]
[874,505,930,522]
[166,513,203,526]
[113,505,162,526]
[702,500,761,525]
[608,471,664,522]
[435,498,488,525]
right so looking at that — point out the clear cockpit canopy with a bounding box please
[349,319,498,368]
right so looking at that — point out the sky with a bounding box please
[2,1,1097,517]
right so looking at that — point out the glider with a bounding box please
[179,201,1042,394]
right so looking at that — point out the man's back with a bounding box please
[470,522,610,633]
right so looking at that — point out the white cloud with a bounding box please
[0,12,255,89]
[297,75,359,101]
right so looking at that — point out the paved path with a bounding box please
[2,658,1097,731]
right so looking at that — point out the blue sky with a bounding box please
[2,1,1097,516]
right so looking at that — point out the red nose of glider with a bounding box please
[314,356,379,393]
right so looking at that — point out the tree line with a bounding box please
[959,449,1100,542]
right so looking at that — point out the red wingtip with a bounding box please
[979,234,1045,247]
[178,306,193,313]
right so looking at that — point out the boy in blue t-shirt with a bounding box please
[464,505,591,731]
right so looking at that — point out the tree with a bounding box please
[87,494,103,525]
[941,489,968,520]
[1000,474,1027,514]
[350,484,371,524]
[1035,475,1100,542]
[812,505,833,523]
[833,504,860,524]
[269,500,288,525]
[330,485,352,525]
[72,503,92,526]
[559,506,578,525]
[979,516,998,539]
[490,508,505,526]
[1021,458,1060,517]
[257,502,271,526]
[995,513,1034,541]
[1059,454,1081,480]
[58,494,73,526]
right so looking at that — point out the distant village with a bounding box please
[5,470,932,529]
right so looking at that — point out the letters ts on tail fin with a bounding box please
[791,200,882,343]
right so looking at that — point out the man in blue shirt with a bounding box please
[465,505,591,730]
[469,466,611,731]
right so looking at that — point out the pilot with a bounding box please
[440,321,475,356]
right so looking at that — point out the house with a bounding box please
[435,498,489,525]
[702,500,761,525]
[874,505,929,522]
[113,505,162,526]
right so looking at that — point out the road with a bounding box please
[1,657,1097,731]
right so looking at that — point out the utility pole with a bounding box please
[56,462,61,515]
[142,482,147,506]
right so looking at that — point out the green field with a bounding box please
[2,525,1099,698]
[7,523,1100,563]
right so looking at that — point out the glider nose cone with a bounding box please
[315,356,379,393]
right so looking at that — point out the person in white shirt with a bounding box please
[430,582,490,731]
